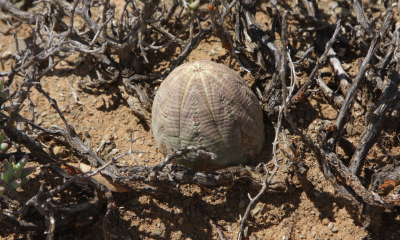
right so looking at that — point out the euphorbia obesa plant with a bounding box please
[152,60,265,171]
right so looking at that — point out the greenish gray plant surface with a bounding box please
[152,60,265,171]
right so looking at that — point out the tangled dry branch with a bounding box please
[1,0,400,239]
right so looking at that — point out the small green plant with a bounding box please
[0,78,8,99]
[0,155,35,196]
[0,132,8,152]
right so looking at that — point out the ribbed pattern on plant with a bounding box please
[152,60,265,171]
[0,155,34,196]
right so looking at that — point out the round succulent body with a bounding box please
[152,60,265,171]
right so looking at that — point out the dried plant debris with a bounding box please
[0,0,400,239]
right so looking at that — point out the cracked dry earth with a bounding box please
[1,0,400,239]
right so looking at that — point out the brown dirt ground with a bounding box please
[1,0,400,239]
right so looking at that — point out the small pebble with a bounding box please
[36,116,43,125]
[342,63,351,70]
[244,226,248,237]
[322,219,329,225]
[328,222,334,230]
[251,202,263,215]
[153,229,162,236]
[110,149,119,155]
[346,123,357,136]
[54,146,67,158]
[328,1,339,9]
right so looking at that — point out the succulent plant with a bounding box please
[0,132,8,152]
[0,155,34,196]
[152,60,265,171]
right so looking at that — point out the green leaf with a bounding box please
[13,170,21,178]
[21,177,29,184]
[14,155,28,171]
[2,159,9,171]
[7,165,13,183]
[20,166,35,178]
[1,169,7,183]
[8,178,21,189]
